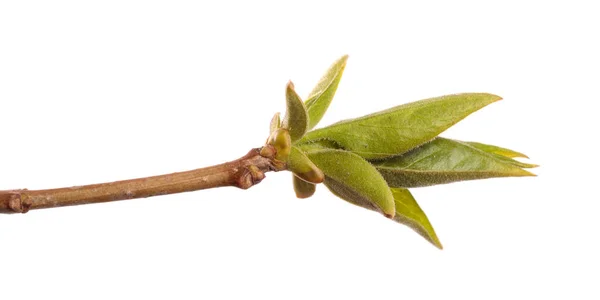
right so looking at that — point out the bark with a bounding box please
[0,147,280,214]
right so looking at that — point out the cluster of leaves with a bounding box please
[265,55,536,249]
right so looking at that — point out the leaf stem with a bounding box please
[0,147,279,214]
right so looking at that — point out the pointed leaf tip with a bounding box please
[282,81,309,142]
[390,188,443,249]
[269,112,281,135]
[304,55,349,130]
[373,138,537,188]
[465,141,529,159]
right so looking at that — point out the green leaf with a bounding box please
[389,188,442,249]
[296,138,344,152]
[373,137,536,188]
[293,175,316,199]
[288,146,324,184]
[298,93,502,159]
[305,55,349,130]
[464,141,528,158]
[308,149,395,217]
[464,141,538,168]
[323,179,442,249]
[282,81,309,142]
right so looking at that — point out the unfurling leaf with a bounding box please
[293,175,316,199]
[305,55,349,130]
[288,146,324,184]
[282,82,309,141]
[298,93,502,159]
[389,188,442,249]
[269,112,281,135]
[308,149,395,217]
[373,137,536,188]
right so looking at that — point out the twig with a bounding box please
[0,147,280,214]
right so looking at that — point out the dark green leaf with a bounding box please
[373,137,536,188]
[298,93,502,159]
[305,55,349,130]
[282,81,309,142]
[308,149,395,217]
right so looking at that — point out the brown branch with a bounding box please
[0,147,281,214]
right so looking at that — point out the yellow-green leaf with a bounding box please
[373,137,536,188]
[288,146,324,184]
[308,149,395,217]
[282,81,309,142]
[269,112,281,135]
[293,175,316,199]
[390,188,442,249]
[305,55,349,130]
[267,128,291,161]
[465,141,528,158]
[464,141,538,168]
[298,93,502,159]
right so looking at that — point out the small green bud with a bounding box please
[269,112,281,135]
[267,128,291,161]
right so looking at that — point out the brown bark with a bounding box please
[0,147,280,214]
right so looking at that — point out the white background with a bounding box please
[1,1,598,299]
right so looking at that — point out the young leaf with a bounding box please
[464,141,538,168]
[304,55,349,130]
[464,141,529,158]
[323,179,442,249]
[389,188,442,249]
[293,175,316,199]
[373,137,536,188]
[269,112,281,135]
[282,82,309,142]
[288,146,324,184]
[298,93,502,159]
[267,128,292,161]
[308,149,395,217]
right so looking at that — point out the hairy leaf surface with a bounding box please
[288,146,324,184]
[308,149,395,217]
[298,93,502,159]
[305,55,348,130]
[373,138,535,188]
[282,82,309,141]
